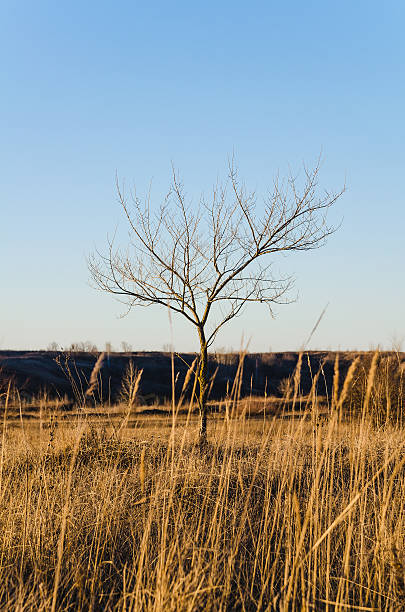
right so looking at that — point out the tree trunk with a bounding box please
[198,327,208,440]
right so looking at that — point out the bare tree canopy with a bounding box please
[89,158,344,438]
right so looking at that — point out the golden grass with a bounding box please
[0,352,405,610]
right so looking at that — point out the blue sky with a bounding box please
[1,1,404,352]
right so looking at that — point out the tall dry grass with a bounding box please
[0,352,404,610]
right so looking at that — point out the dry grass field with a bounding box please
[1,351,405,610]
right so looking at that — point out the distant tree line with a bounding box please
[46,341,133,353]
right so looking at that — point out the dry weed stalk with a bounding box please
[85,351,107,398]
[116,366,143,438]
[332,352,340,409]
[362,350,380,417]
[176,357,198,410]
[291,352,303,411]
[139,446,146,495]
[119,360,143,409]
[337,356,360,414]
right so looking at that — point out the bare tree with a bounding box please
[89,159,343,439]
[121,341,133,352]
[68,341,98,353]
[47,341,59,352]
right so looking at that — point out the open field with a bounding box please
[0,352,405,610]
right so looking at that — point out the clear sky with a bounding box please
[1,1,404,353]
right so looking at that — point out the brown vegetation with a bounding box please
[0,351,405,609]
